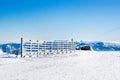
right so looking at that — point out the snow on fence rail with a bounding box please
[20,38,76,57]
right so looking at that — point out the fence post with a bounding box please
[66,41,68,54]
[37,40,39,57]
[29,40,32,57]
[43,41,46,54]
[20,38,23,58]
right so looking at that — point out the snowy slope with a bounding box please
[0,51,120,80]
[0,49,17,58]
[0,49,3,53]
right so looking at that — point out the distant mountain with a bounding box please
[0,43,20,55]
[76,41,120,51]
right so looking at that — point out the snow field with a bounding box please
[0,51,120,80]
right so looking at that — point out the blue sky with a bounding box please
[0,0,120,42]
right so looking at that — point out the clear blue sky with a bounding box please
[0,0,120,42]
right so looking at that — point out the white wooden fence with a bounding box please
[20,38,76,57]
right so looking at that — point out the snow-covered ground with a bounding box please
[0,51,120,80]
